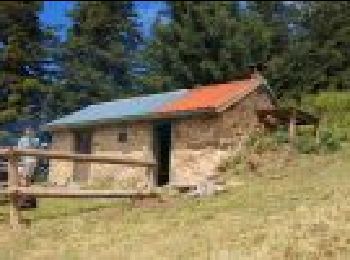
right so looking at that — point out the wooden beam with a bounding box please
[314,121,321,144]
[0,149,10,156]
[9,187,157,199]
[289,109,297,142]
[0,148,156,167]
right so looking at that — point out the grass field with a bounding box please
[1,143,350,259]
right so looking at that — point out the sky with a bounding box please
[39,1,165,41]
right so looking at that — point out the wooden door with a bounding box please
[73,130,92,182]
[153,121,171,186]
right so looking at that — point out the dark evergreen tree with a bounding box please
[141,1,266,92]
[263,1,350,102]
[62,1,141,110]
[0,1,47,124]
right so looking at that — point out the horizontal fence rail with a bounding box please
[0,148,157,229]
[1,187,157,198]
[0,148,156,167]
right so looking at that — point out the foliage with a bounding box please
[319,130,342,152]
[140,1,350,103]
[264,1,350,100]
[301,91,350,139]
[294,135,320,154]
[141,1,271,92]
[0,1,49,125]
[0,131,17,146]
[246,126,342,156]
[61,1,141,110]
[246,131,279,154]
[273,126,290,144]
[2,1,350,133]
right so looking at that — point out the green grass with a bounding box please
[1,146,350,259]
[302,91,350,139]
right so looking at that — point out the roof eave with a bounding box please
[46,108,218,131]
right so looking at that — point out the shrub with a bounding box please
[319,130,341,152]
[246,131,280,154]
[295,136,320,154]
[273,127,289,145]
[294,129,341,154]
[301,92,350,139]
[338,132,348,142]
[241,126,342,161]
[219,154,245,175]
[246,134,260,148]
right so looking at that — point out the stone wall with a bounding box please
[171,89,274,185]
[49,88,274,188]
[49,131,74,185]
[219,88,274,148]
[90,122,154,189]
[170,115,221,184]
[49,122,154,188]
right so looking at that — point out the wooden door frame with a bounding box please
[73,130,92,182]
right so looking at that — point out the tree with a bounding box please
[141,1,270,93]
[247,1,294,56]
[62,1,141,110]
[263,1,350,102]
[0,1,47,124]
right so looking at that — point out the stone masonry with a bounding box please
[49,122,154,188]
[49,131,74,185]
[171,89,274,185]
[49,87,274,188]
[90,122,154,189]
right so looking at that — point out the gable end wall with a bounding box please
[171,88,274,185]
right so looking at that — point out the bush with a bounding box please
[319,130,341,152]
[245,126,342,156]
[273,127,289,145]
[246,132,279,154]
[338,132,348,142]
[301,92,350,139]
[295,136,320,154]
[294,129,341,154]
[218,154,245,175]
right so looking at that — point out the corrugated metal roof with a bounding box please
[157,78,260,113]
[48,89,188,127]
[48,77,265,129]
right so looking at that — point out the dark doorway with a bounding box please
[153,121,172,186]
[73,130,92,182]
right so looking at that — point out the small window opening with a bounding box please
[118,125,128,143]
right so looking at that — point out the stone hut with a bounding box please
[46,74,275,188]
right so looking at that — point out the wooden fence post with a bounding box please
[289,109,297,143]
[314,121,320,145]
[8,148,20,229]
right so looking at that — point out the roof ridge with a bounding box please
[190,77,259,90]
[157,77,261,114]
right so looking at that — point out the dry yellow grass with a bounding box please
[1,145,350,259]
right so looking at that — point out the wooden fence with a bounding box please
[0,147,157,229]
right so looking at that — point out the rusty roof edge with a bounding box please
[214,81,260,113]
